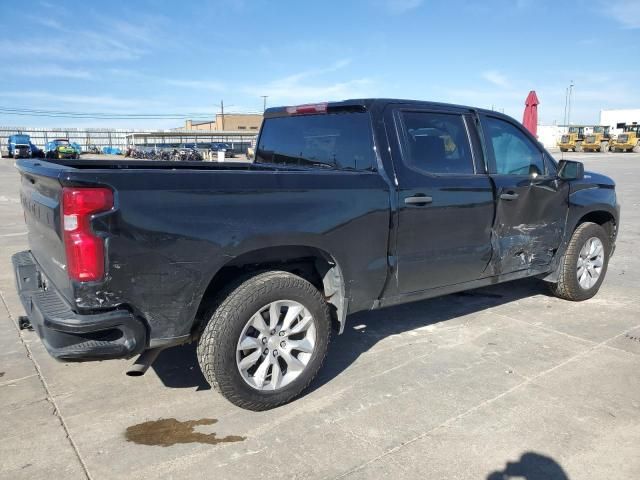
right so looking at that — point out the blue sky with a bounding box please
[0,0,638,129]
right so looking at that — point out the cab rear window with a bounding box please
[256,112,375,170]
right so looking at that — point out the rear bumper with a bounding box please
[12,250,147,361]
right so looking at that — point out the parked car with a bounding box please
[211,142,233,157]
[45,138,80,159]
[5,134,33,158]
[12,98,619,411]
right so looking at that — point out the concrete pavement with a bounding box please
[1,151,639,479]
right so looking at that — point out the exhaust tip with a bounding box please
[126,347,163,377]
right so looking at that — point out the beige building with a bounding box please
[184,113,263,132]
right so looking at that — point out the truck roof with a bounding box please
[264,98,508,119]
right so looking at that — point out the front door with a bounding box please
[389,107,495,294]
[480,114,569,274]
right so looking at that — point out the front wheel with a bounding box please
[550,222,610,301]
[197,271,331,410]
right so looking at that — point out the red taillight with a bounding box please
[285,103,328,115]
[62,187,113,282]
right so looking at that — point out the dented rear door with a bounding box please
[479,114,569,274]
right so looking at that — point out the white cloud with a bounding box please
[481,70,511,89]
[0,14,158,63]
[6,64,93,80]
[515,0,532,8]
[243,59,376,103]
[33,17,64,30]
[383,0,424,14]
[164,79,225,91]
[604,0,640,28]
[0,91,151,109]
[0,36,144,62]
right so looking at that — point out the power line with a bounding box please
[0,106,263,120]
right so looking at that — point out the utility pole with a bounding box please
[261,95,268,112]
[563,87,569,127]
[567,81,575,127]
[220,99,225,131]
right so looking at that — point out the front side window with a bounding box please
[483,117,545,176]
[256,112,375,170]
[399,111,474,175]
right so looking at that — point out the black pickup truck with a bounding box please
[13,99,620,410]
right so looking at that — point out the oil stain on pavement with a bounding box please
[125,418,245,447]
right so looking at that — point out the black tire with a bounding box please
[550,222,610,301]
[197,270,331,410]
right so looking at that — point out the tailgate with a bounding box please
[18,161,72,300]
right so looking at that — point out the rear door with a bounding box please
[388,106,495,294]
[479,114,569,274]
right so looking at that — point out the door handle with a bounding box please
[499,192,519,201]
[404,195,433,205]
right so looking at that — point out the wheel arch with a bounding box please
[574,210,617,244]
[543,207,617,283]
[194,245,348,336]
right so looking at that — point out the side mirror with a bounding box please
[558,160,584,181]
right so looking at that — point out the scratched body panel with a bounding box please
[64,168,391,340]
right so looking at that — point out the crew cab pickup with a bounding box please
[13,99,620,410]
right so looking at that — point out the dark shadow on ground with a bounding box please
[306,278,550,395]
[151,277,550,392]
[487,451,570,480]
[152,342,211,390]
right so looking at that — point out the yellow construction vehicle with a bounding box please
[558,133,578,152]
[611,132,639,152]
[610,125,640,153]
[582,126,612,152]
[557,126,587,152]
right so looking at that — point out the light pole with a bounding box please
[217,101,236,131]
[567,80,575,126]
[261,95,268,112]
[563,87,569,127]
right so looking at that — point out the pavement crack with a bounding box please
[0,373,37,387]
[331,321,640,479]
[0,290,93,480]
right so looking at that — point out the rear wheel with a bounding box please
[197,271,331,410]
[550,222,610,301]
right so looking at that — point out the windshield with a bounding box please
[12,135,30,144]
[585,135,596,143]
[618,134,629,143]
[54,140,70,146]
[568,127,579,134]
[593,126,605,134]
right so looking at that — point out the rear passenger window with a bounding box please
[399,111,474,175]
[256,112,375,170]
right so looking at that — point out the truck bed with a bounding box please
[31,158,278,171]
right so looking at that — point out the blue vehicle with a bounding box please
[44,139,80,159]
[211,142,234,157]
[6,134,33,159]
